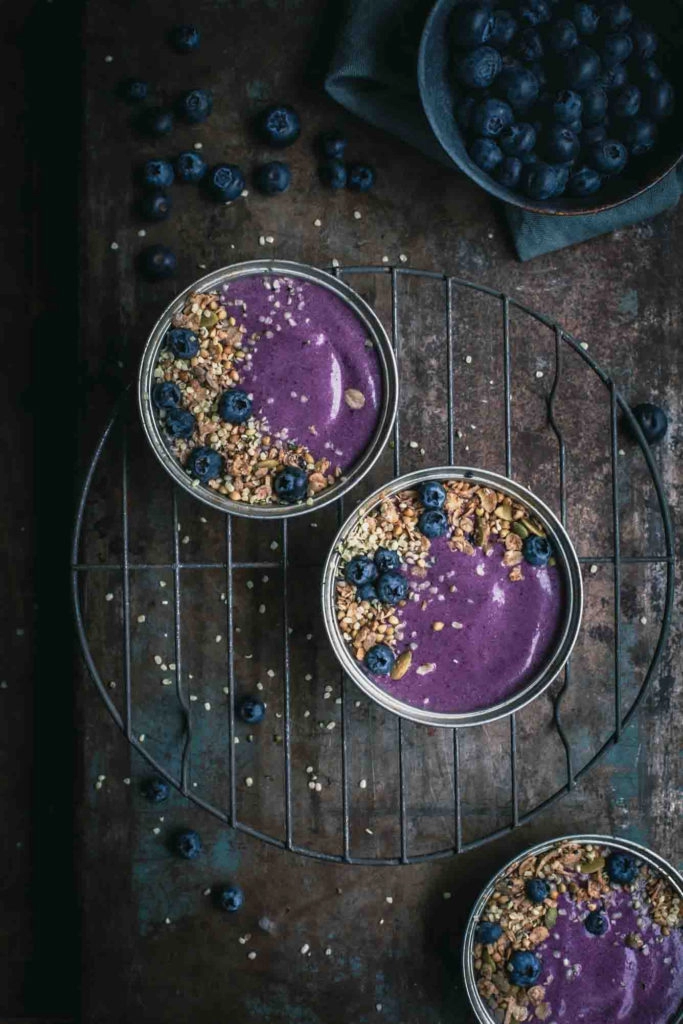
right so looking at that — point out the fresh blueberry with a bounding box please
[205,164,245,202]
[566,117,583,134]
[273,466,308,502]
[546,18,578,53]
[218,388,252,424]
[550,162,570,196]
[522,161,558,199]
[587,138,628,173]
[141,776,169,802]
[455,94,477,130]
[522,151,539,165]
[455,46,503,89]
[318,131,347,160]
[451,5,495,47]
[138,245,177,280]
[518,0,551,26]
[258,105,301,147]
[602,3,631,32]
[254,161,291,195]
[629,20,657,59]
[568,165,602,194]
[528,61,547,91]
[344,556,378,587]
[620,118,657,156]
[498,67,539,110]
[364,643,395,676]
[599,62,628,92]
[376,571,409,606]
[516,27,544,62]
[472,98,514,137]
[507,950,542,987]
[142,159,174,189]
[585,910,609,935]
[238,696,266,724]
[164,408,196,439]
[643,80,674,121]
[564,45,600,89]
[500,121,536,155]
[638,60,663,85]
[172,829,202,859]
[630,403,668,444]
[542,125,580,163]
[140,190,171,221]
[374,547,401,573]
[490,10,518,48]
[419,480,446,509]
[418,509,449,539]
[166,328,199,359]
[168,24,200,53]
[553,89,583,123]
[605,850,638,884]
[581,84,608,124]
[525,878,551,903]
[118,78,148,103]
[523,534,553,566]
[357,583,378,602]
[475,921,503,944]
[470,137,504,172]
[580,123,607,145]
[175,151,207,183]
[347,163,376,192]
[186,446,224,482]
[602,32,632,67]
[318,160,347,189]
[215,885,244,912]
[152,381,181,409]
[139,107,174,137]
[176,88,213,124]
[573,2,599,35]
[495,155,523,188]
[611,83,640,118]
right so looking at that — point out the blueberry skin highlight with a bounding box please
[238,697,266,724]
[455,46,503,89]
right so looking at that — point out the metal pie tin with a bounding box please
[321,466,583,728]
[462,833,683,1024]
[138,260,398,519]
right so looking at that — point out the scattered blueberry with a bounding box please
[568,165,602,195]
[238,696,266,724]
[418,509,449,539]
[139,106,174,137]
[374,547,401,573]
[523,534,552,566]
[602,32,633,67]
[581,84,608,125]
[563,45,600,89]
[138,244,177,280]
[344,556,378,587]
[572,2,599,35]
[186,446,224,482]
[152,381,181,409]
[169,24,200,53]
[215,885,244,912]
[319,160,347,189]
[451,5,495,47]
[318,131,347,160]
[587,138,627,173]
[553,89,583,124]
[347,163,376,192]
[364,643,395,675]
[455,45,503,89]
[542,124,580,162]
[630,403,668,444]
[357,583,378,602]
[175,151,207,183]
[518,0,551,27]
[376,571,409,606]
[475,920,503,944]
[164,408,196,439]
[521,160,559,199]
[142,159,174,189]
[419,480,446,509]
[258,105,301,147]
[525,878,551,903]
[218,388,252,424]
[602,3,632,32]
[472,98,514,137]
[172,829,202,859]
[516,27,544,62]
[610,83,640,118]
[620,118,657,156]
[585,910,609,935]
[205,164,245,202]
[507,950,542,987]
[166,328,199,359]
[176,88,213,125]
[630,19,657,59]
[140,190,171,221]
[498,66,539,109]
[500,121,536,155]
[470,137,504,172]
[118,78,148,103]
[495,155,523,187]
[490,10,518,48]
[273,466,308,502]
[254,161,291,195]
[546,18,578,54]
[643,80,674,120]
[141,776,169,802]
[605,850,638,884]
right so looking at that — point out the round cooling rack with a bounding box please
[72,266,675,865]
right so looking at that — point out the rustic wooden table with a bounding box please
[3,1,681,1022]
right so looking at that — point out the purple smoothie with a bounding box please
[219,273,382,470]
[369,535,565,714]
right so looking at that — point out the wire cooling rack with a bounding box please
[72,267,675,865]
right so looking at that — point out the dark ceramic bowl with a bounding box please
[418,0,683,215]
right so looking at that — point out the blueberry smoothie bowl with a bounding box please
[322,468,582,727]
[138,261,398,517]
[463,835,683,1024]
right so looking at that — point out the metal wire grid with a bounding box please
[72,266,675,865]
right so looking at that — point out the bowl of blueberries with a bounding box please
[418,0,681,212]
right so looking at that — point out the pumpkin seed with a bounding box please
[390,650,412,680]
[511,522,529,540]
[544,906,558,928]
[521,517,544,537]
[579,856,605,874]
[495,504,513,521]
